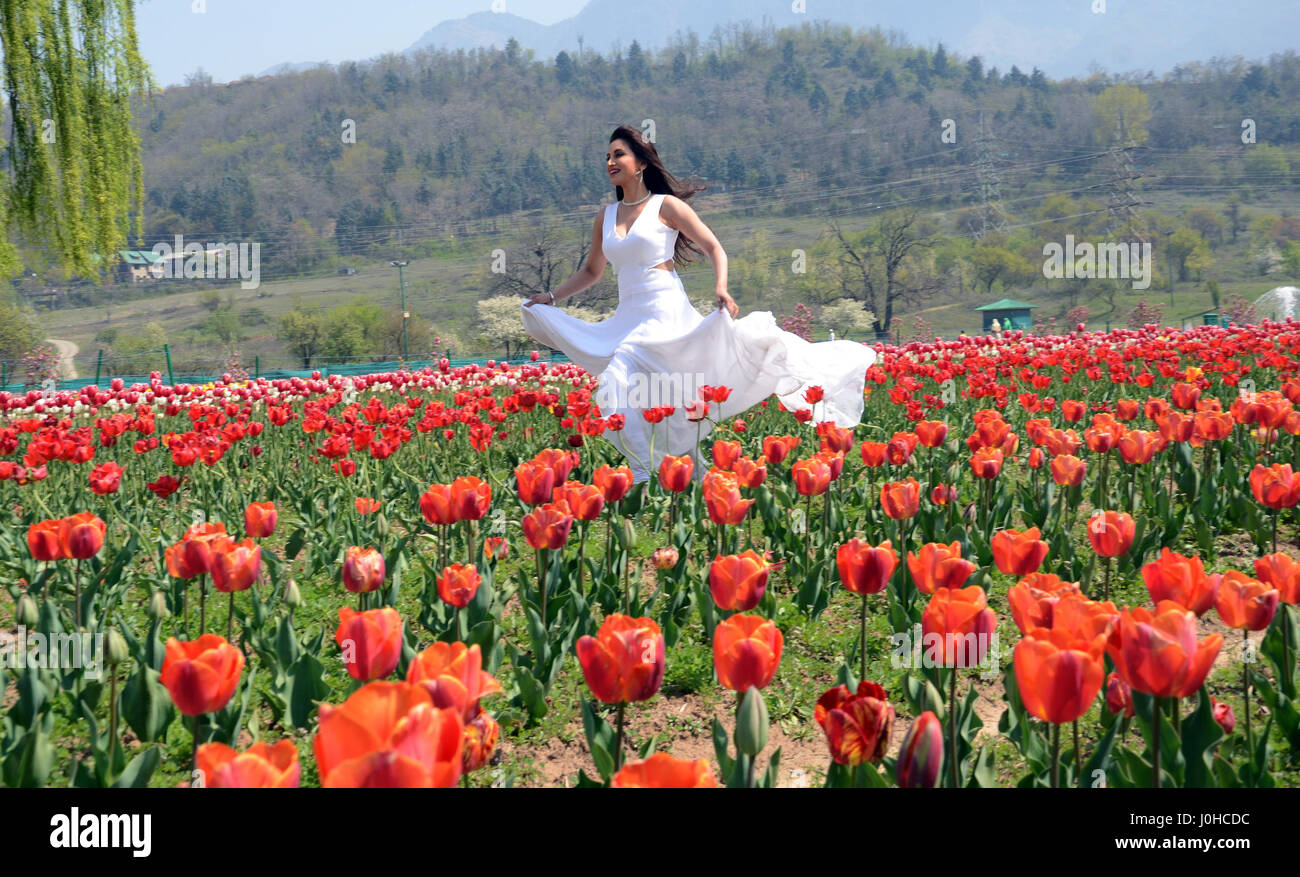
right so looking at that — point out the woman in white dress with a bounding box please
[522,125,877,485]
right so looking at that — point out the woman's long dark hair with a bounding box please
[609,125,708,267]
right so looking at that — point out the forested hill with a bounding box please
[105,25,1299,280]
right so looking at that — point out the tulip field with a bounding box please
[3,322,1300,789]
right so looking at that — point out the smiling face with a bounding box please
[606,138,644,186]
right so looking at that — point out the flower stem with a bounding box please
[614,701,627,772]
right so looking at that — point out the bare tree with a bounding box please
[490,218,616,309]
[831,209,936,335]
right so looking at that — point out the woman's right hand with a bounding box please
[524,292,553,308]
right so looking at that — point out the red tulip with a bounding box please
[1142,548,1221,616]
[814,680,894,766]
[991,527,1049,576]
[836,538,899,596]
[160,633,245,716]
[522,502,574,550]
[610,753,718,788]
[314,681,463,788]
[335,607,403,681]
[209,537,262,593]
[1086,511,1135,558]
[920,586,997,668]
[593,464,633,502]
[196,740,300,788]
[709,550,771,611]
[713,614,783,692]
[450,476,491,520]
[27,519,64,561]
[1049,454,1086,486]
[419,483,457,525]
[575,614,666,704]
[243,501,277,538]
[907,541,977,596]
[1106,601,1222,698]
[89,461,123,494]
[1214,570,1279,631]
[969,447,1004,479]
[1007,572,1083,634]
[406,642,502,721]
[59,512,106,560]
[552,480,605,521]
[1105,672,1135,717]
[436,563,482,609]
[1254,552,1300,605]
[514,460,556,505]
[354,497,381,515]
[1014,627,1106,724]
[880,478,921,519]
[1211,698,1236,735]
[1250,463,1300,509]
[896,710,943,788]
[658,454,694,492]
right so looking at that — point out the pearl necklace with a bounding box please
[620,188,653,206]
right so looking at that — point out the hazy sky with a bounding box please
[136,0,586,87]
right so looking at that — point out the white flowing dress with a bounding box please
[520,193,877,484]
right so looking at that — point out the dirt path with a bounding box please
[47,339,78,379]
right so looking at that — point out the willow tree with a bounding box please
[0,0,155,281]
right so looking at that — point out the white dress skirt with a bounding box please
[521,193,877,484]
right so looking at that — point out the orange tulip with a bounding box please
[1007,573,1084,634]
[712,440,742,471]
[709,550,771,611]
[1049,454,1086,486]
[552,480,605,521]
[1194,411,1234,443]
[514,460,555,505]
[880,477,921,519]
[593,464,634,502]
[195,740,300,788]
[791,456,832,496]
[732,455,767,488]
[1042,428,1081,457]
[1118,429,1161,464]
[314,681,463,788]
[419,483,457,525]
[1106,601,1222,698]
[1047,592,1119,641]
[436,563,482,609]
[1170,381,1201,411]
[58,512,106,560]
[1156,411,1194,444]
[243,501,277,539]
[1086,511,1135,558]
[713,614,783,692]
[658,454,694,492]
[175,521,228,576]
[1014,628,1105,724]
[610,753,719,788]
[906,541,976,596]
[450,475,491,520]
[354,497,381,515]
[575,614,665,704]
[1027,448,1046,469]
[532,447,576,483]
[209,537,262,593]
[1214,570,1279,631]
[1084,414,1124,453]
[406,642,502,721]
[1250,463,1300,510]
[342,546,386,594]
[991,527,1049,576]
[819,424,855,455]
[522,502,574,550]
[1116,399,1140,421]
[1141,548,1221,616]
[762,435,800,465]
[335,607,403,682]
[915,420,949,448]
[837,538,899,596]
[816,449,845,481]
[969,447,1004,479]
[859,441,888,467]
[160,633,245,716]
[814,680,895,766]
[704,475,754,526]
[1060,400,1086,422]
[920,586,997,668]
[27,519,64,561]
[1254,552,1300,605]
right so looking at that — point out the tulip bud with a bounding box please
[897,710,943,788]
[106,629,129,667]
[147,590,171,622]
[734,687,769,758]
[651,546,678,570]
[284,579,303,608]
[616,519,635,551]
[375,513,390,540]
[979,571,994,592]
[1211,697,1236,735]
[16,593,39,628]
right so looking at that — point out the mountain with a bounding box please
[396,0,1297,80]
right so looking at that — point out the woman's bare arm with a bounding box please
[524,211,606,307]
[661,195,736,317]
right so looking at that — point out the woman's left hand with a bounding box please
[715,289,738,319]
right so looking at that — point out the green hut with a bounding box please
[974,298,1037,332]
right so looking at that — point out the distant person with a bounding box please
[990,318,1002,334]
[522,125,876,485]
